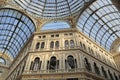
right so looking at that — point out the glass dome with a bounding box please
[14,0,90,18]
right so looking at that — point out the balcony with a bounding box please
[23,68,106,80]
[31,46,82,53]
[23,68,85,74]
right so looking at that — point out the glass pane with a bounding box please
[77,0,120,51]
[0,9,35,58]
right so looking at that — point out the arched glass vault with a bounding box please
[77,0,120,51]
[0,8,35,58]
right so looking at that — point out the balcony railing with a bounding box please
[23,68,107,80]
[23,68,86,74]
[32,46,82,52]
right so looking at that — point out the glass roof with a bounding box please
[77,0,120,51]
[14,0,90,18]
[0,57,6,65]
[0,8,35,58]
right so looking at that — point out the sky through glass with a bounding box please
[14,0,90,18]
[0,9,35,58]
[77,0,120,51]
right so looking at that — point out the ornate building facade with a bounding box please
[0,0,120,80]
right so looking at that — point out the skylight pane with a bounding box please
[77,0,120,51]
[15,0,86,18]
[0,9,35,58]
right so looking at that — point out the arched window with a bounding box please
[70,40,74,48]
[30,57,42,71]
[55,41,59,48]
[41,42,45,49]
[36,42,40,49]
[84,58,91,71]
[65,40,69,48]
[96,52,100,59]
[114,73,118,80]
[91,49,94,54]
[80,42,82,48]
[21,61,26,74]
[41,21,70,31]
[0,71,2,76]
[94,63,100,75]
[30,61,34,70]
[108,70,114,80]
[88,47,91,53]
[65,55,77,69]
[101,66,107,78]
[47,56,59,70]
[33,57,40,70]
[50,41,54,48]
[83,44,86,50]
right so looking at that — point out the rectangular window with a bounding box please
[38,36,41,38]
[64,33,68,36]
[51,35,54,37]
[56,34,59,37]
[69,33,73,35]
[43,35,46,38]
